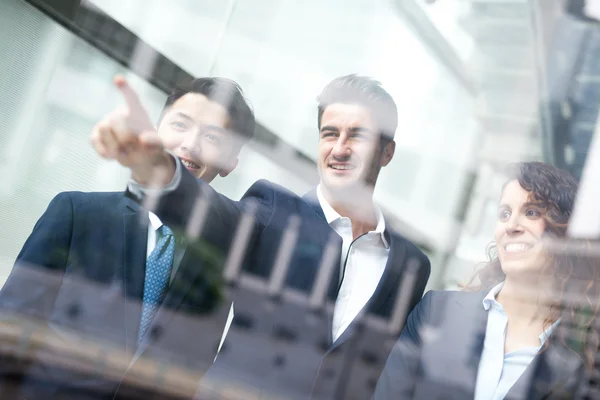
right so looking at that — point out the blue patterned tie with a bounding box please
[139,225,175,343]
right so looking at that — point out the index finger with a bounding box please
[113,75,143,114]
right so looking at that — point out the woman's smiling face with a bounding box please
[495,180,548,277]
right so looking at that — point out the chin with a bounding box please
[323,179,355,194]
[500,258,546,278]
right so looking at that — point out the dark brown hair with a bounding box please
[316,74,398,146]
[464,162,600,370]
[160,77,255,143]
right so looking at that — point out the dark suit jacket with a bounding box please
[143,164,431,399]
[0,191,227,399]
[373,290,589,400]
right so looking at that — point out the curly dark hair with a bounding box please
[463,161,600,370]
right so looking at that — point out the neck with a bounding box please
[496,274,556,324]
[321,184,378,239]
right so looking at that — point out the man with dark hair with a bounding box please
[154,76,255,181]
[0,75,255,398]
[90,74,430,399]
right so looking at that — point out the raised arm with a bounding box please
[90,75,174,187]
[90,76,267,250]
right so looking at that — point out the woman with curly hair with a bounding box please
[373,162,599,399]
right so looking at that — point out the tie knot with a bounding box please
[158,225,173,238]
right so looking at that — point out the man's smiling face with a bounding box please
[317,103,393,196]
[157,92,239,183]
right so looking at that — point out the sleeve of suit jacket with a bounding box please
[0,192,74,319]
[407,247,431,320]
[372,291,433,400]
[127,158,274,256]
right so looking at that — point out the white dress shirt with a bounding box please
[316,185,390,342]
[474,283,560,400]
[146,211,163,257]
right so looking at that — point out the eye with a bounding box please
[170,121,187,131]
[351,129,372,139]
[204,133,221,144]
[321,131,337,139]
[498,209,511,221]
[525,208,541,218]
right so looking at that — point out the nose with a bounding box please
[331,135,351,160]
[505,214,524,235]
[179,130,202,157]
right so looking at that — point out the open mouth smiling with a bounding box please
[503,242,535,253]
[180,158,201,170]
[329,163,355,171]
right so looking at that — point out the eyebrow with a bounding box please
[320,125,339,132]
[320,126,372,133]
[349,127,371,134]
[497,201,541,210]
[170,112,195,124]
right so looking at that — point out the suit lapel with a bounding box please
[421,291,488,397]
[302,189,327,221]
[506,338,584,399]
[121,197,149,346]
[459,293,489,396]
[301,190,344,345]
[366,230,406,314]
[301,189,344,299]
[158,232,225,320]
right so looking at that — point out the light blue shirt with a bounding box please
[474,283,560,400]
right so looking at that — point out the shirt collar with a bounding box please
[482,281,561,346]
[540,319,560,346]
[148,211,163,231]
[316,184,341,225]
[482,282,504,311]
[316,184,389,248]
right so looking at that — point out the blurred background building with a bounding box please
[0,0,598,291]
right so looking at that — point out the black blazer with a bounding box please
[0,191,227,398]
[144,163,432,399]
[373,290,589,400]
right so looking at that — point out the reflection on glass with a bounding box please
[1,0,600,399]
